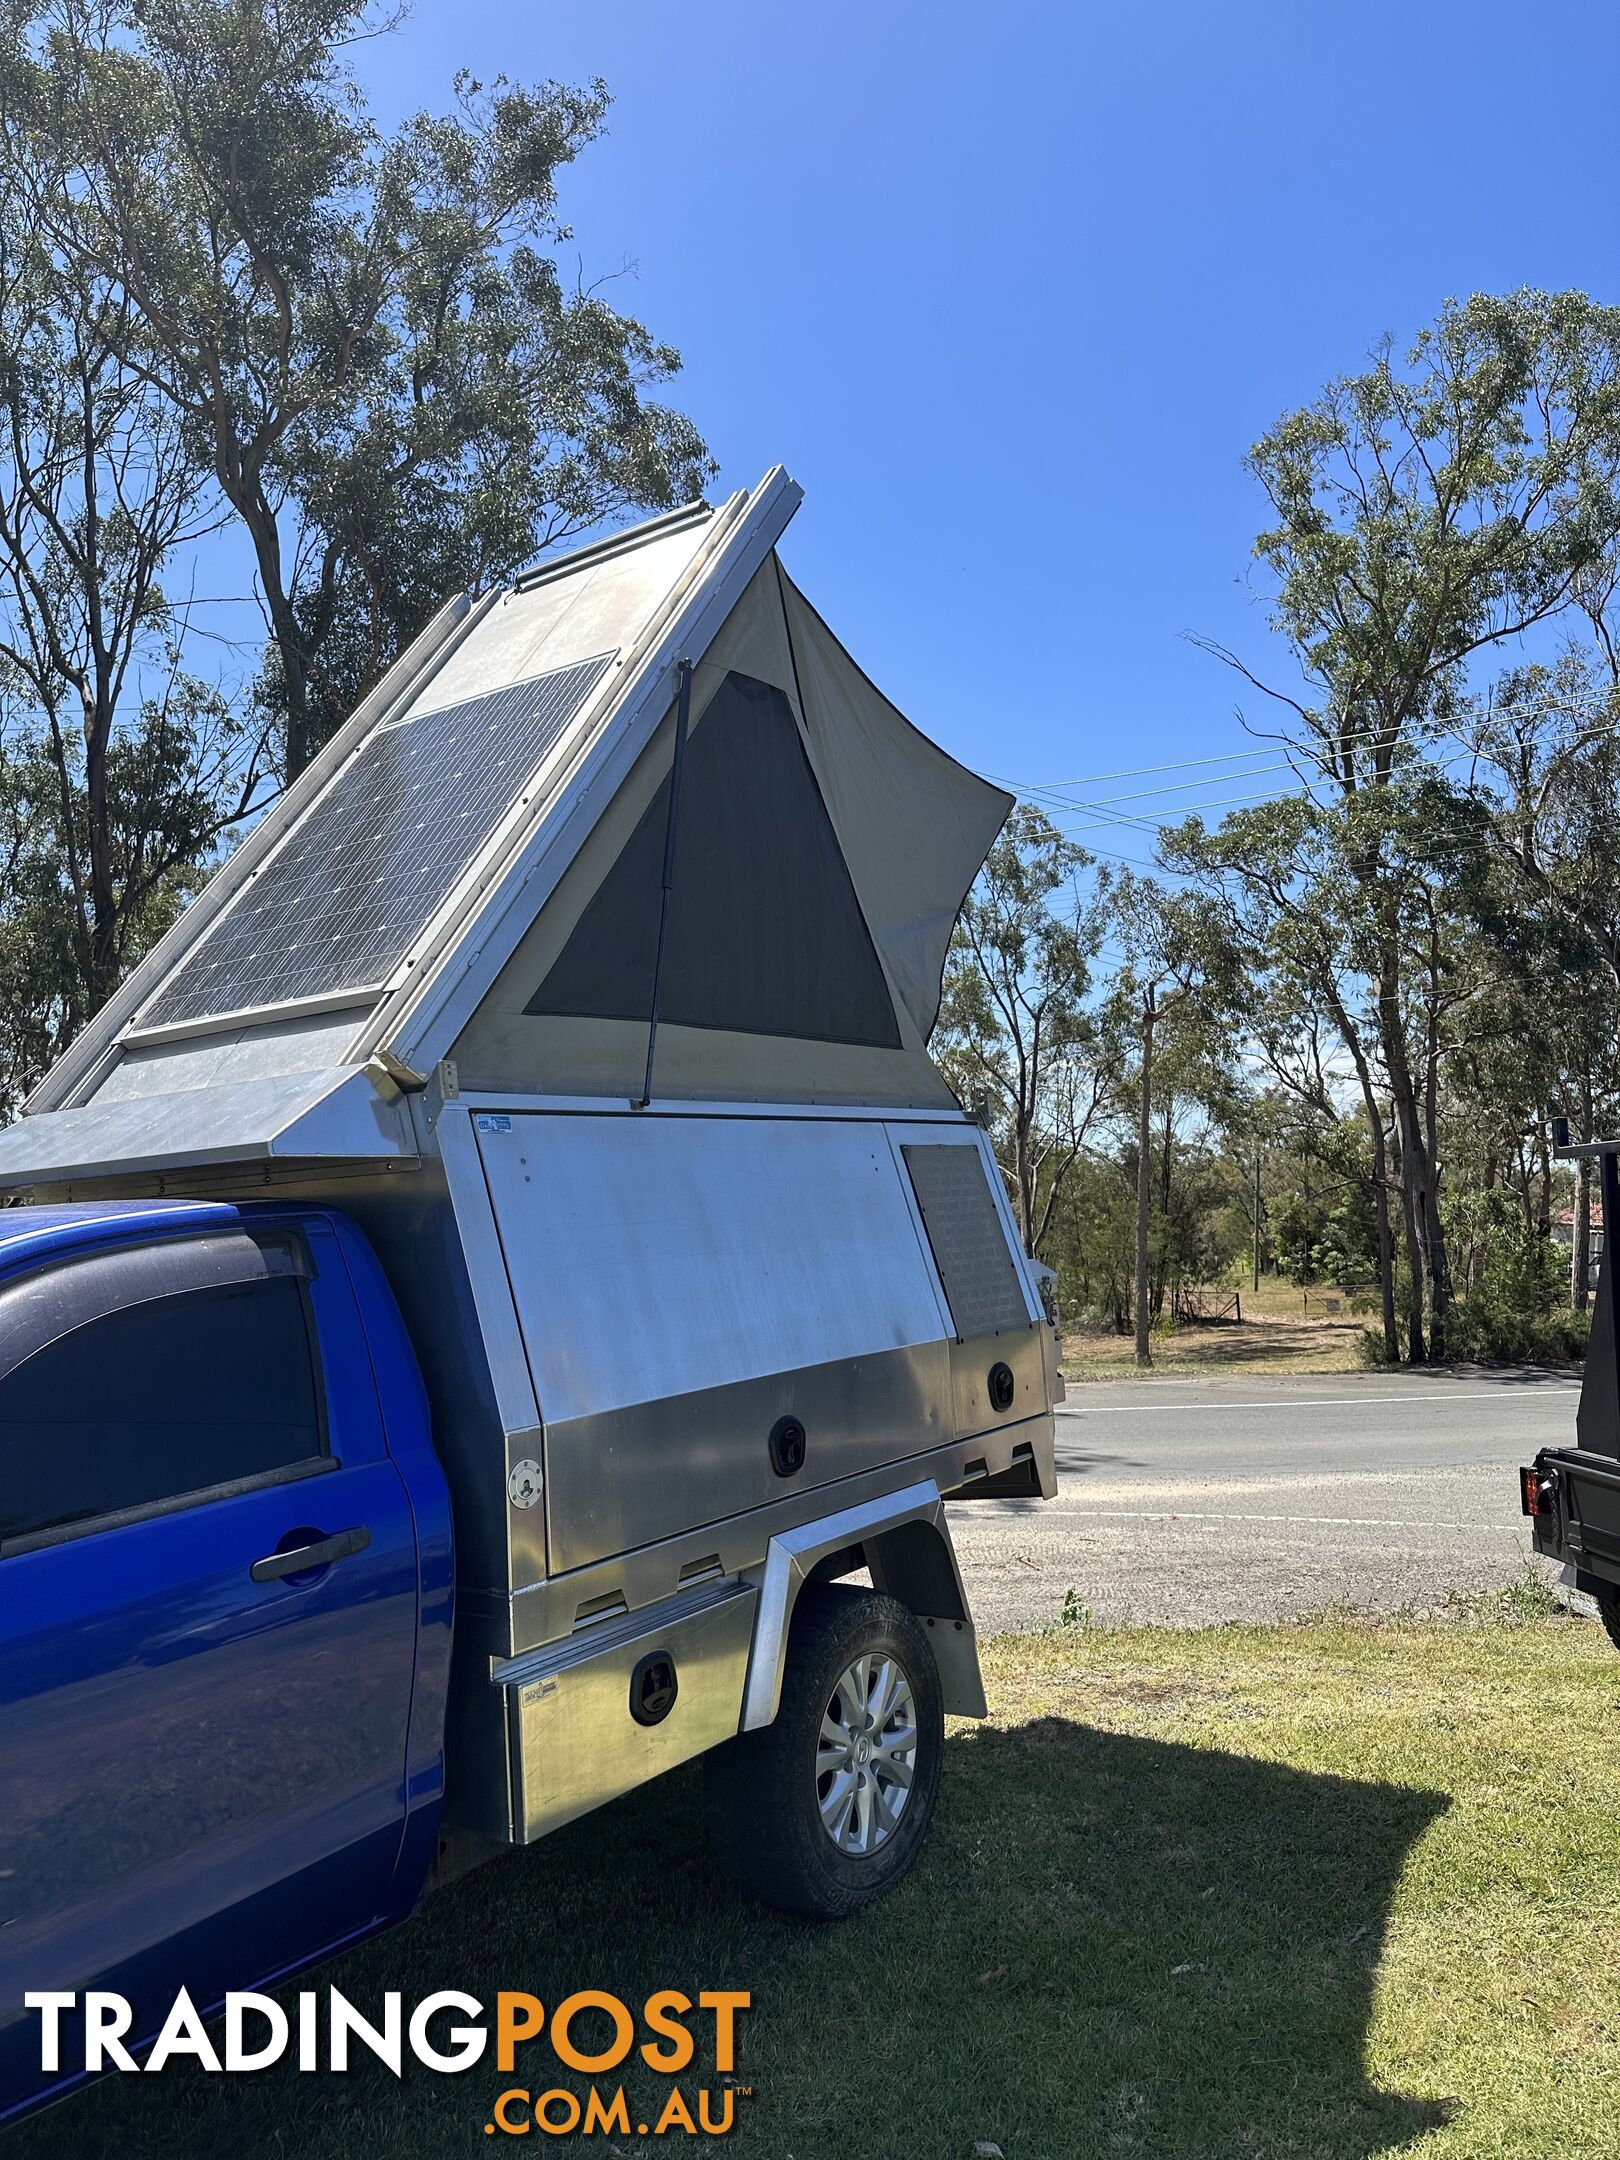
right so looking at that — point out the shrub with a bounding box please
[1359,1299,1590,1366]
[1356,1327,1400,1369]
[1439,1296,1590,1365]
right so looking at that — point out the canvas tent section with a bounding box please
[451,556,1010,1106]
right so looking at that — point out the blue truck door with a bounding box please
[0,1219,421,2116]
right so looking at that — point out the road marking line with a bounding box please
[1060,1388,1578,1413]
[1030,1509,1516,1530]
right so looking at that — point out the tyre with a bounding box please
[1597,1589,1620,1654]
[704,1585,944,1919]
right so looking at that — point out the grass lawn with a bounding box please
[14,1604,1619,2159]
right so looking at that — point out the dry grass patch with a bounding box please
[1064,1279,1368,1377]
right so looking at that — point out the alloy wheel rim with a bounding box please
[816,1651,917,1855]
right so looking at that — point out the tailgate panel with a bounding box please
[1539,1450,1620,1587]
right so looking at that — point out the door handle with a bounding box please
[250,1526,372,1583]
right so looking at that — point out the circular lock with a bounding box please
[988,1362,1016,1414]
[507,1457,543,1510]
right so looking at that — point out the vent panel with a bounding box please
[903,1142,1031,1340]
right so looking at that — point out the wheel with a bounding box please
[704,1584,943,1919]
[1596,1589,1620,1654]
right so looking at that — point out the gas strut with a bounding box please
[638,656,694,1109]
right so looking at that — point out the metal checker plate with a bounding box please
[902,1142,1031,1340]
[140,652,617,1027]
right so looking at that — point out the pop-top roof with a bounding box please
[0,470,1010,1191]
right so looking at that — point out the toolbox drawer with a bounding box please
[496,1579,759,1842]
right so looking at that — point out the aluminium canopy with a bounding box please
[0,470,1011,1188]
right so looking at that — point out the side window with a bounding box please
[0,1273,325,1547]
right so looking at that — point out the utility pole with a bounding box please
[1134,988,1156,1370]
[1252,1146,1262,1293]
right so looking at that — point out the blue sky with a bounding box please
[348,0,1618,872]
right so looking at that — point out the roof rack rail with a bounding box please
[512,497,716,594]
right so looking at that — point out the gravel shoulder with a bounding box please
[951,1367,1582,1631]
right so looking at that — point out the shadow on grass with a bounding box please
[7,1719,1450,2160]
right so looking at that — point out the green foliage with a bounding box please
[1438,1296,1590,1366]
[935,804,1119,1255]
[0,0,714,773]
[1312,1188,1380,1287]
[0,111,277,1099]
[1180,289,1620,1362]
[1247,290,1620,711]
[1356,1327,1401,1369]
[0,682,249,1117]
[0,0,713,1106]
[1443,1565,1562,1624]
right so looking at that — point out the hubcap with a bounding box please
[816,1651,918,1855]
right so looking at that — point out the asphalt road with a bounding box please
[949,1368,1582,1632]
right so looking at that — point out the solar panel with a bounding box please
[141,652,617,1029]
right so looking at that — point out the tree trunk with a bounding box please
[1362,1110,1398,1363]
[1134,994,1155,1369]
[229,480,316,780]
[1573,1073,1593,1312]
[1400,1173,1427,1361]
[1372,1167,1398,1361]
[1322,973,1397,1361]
[1388,1116,1426,1363]
[1013,1108,1035,1256]
[1378,939,1438,1361]
[1536,1121,1552,1243]
[1159,1103,1173,1219]
[1421,1173,1447,1358]
[1419,983,1449,1358]
[1252,1148,1262,1294]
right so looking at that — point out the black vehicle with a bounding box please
[1520,1124,1620,1650]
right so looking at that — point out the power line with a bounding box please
[1449,683,1619,730]
[1014,776,1302,835]
[1012,701,1620,834]
[1030,760,1296,810]
[1052,788,1300,833]
[991,680,1620,860]
[1028,751,1296,803]
[1008,682,1620,798]
[1083,843,1169,871]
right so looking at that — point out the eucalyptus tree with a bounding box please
[1169,765,1515,1362]
[1136,997,1248,1325]
[1447,636,1620,1300]
[1457,650,1620,983]
[1,0,713,776]
[1168,797,1390,1355]
[0,155,271,1102]
[934,804,1120,1258]
[1111,876,1237,1367]
[1198,289,1620,1356]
